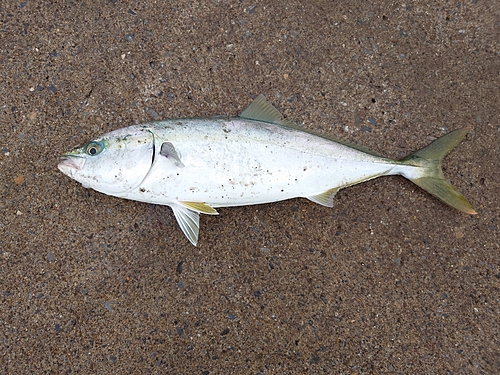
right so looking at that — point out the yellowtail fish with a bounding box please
[58,95,476,245]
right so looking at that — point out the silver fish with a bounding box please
[58,95,476,245]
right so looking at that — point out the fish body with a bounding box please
[58,95,476,245]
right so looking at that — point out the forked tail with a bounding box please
[401,128,477,214]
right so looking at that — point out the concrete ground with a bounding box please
[1,0,499,373]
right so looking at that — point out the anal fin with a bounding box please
[306,188,339,208]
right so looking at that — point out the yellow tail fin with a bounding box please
[402,128,477,214]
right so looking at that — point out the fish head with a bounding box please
[58,126,155,195]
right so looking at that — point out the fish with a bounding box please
[58,95,476,246]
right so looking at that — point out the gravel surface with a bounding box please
[1,1,498,373]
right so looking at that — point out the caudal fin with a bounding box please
[401,128,477,214]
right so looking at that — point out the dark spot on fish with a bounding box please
[140,188,145,193]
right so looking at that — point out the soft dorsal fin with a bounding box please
[239,95,384,158]
[239,94,296,127]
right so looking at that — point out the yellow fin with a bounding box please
[401,127,476,214]
[306,188,339,208]
[179,201,219,215]
[239,94,296,127]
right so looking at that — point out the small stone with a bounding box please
[176,326,184,337]
[145,107,160,120]
[14,175,24,184]
[176,261,183,274]
[310,355,321,364]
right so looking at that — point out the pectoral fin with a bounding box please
[179,201,219,215]
[160,142,184,167]
[306,188,339,207]
[171,204,200,246]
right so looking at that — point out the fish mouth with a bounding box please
[58,156,85,175]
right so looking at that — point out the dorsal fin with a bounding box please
[240,95,384,158]
[239,94,296,127]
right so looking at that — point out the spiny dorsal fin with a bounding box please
[239,95,384,158]
[239,94,296,127]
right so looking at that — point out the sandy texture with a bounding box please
[1,1,499,373]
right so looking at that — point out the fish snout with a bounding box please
[58,156,85,176]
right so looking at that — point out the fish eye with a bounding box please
[85,141,104,156]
